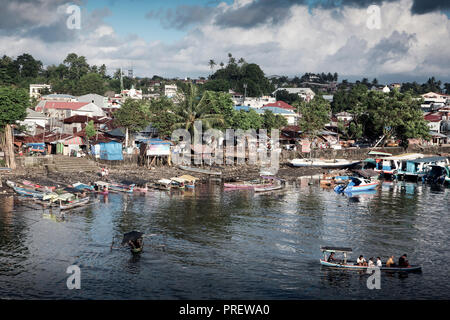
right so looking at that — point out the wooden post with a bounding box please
[4,124,16,170]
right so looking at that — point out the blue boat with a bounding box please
[335,177,379,193]
[396,156,449,181]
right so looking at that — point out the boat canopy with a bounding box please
[367,151,392,157]
[320,246,352,253]
[158,179,172,184]
[408,156,448,163]
[171,177,186,183]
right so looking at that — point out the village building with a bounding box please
[29,84,51,99]
[272,88,316,102]
[35,101,106,120]
[77,93,108,108]
[18,108,48,135]
[164,84,178,98]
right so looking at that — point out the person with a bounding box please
[376,257,383,267]
[327,252,339,263]
[368,257,375,267]
[386,256,395,267]
[356,255,367,266]
[398,254,410,267]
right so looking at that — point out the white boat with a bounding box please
[290,158,360,168]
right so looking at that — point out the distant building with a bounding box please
[262,101,295,111]
[164,84,178,98]
[29,84,51,99]
[77,94,108,109]
[35,101,106,120]
[121,87,142,99]
[41,94,77,102]
[238,96,276,109]
[272,88,315,102]
[18,108,48,135]
[335,111,353,122]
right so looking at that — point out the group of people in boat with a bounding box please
[327,252,411,268]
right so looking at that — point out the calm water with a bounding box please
[0,179,449,300]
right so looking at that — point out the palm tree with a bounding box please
[208,59,216,74]
[171,83,224,136]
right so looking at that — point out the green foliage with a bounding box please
[85,120,96,139]
[298,96,331,135]
[210,54,274,97]
[275,89,300,105]
[262,110,287,130]
[148,97,178,138]
[113,99,151,133]
[77,73,106,96]
[0,86,29,129]
[231,109,263,130]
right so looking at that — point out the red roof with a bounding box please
[424,113,443,122]
[263,101,295,110]
[36,101,89,112]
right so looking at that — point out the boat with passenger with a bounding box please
[334,177,379,193]
[320,247,422,272]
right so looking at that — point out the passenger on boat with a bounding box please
[356,255,367,266]
[386,256,395,267]
[327,252,339,263]
[376,257,382,267]
[398,254,410,267]
[368,258,375,267]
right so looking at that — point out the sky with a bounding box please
[0,0,449,83]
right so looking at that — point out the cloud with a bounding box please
[0,0,449,83]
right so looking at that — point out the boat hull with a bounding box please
[320,260,421,272]
[290,159,360,169]
[344,182,378,192]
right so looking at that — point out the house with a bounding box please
[29,84,51,99]
[121,87,142,99]
[164,84,178,98]
[18,108,48,135]
[77,94,108,109]
[41,94,77,101]
[35,101,106,120]
[272,88,315,102]
[238,96,276,108]
[262,101,295,111]
[335,111,353,122]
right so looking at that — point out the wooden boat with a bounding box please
[6,181,46,199]
[177,175,199,189]
[290,158,360,169]
[108,182,135,193]
[179,165,222,176]
[425,164,450,184]
[254,184,283,192]
[151,179,172,191]
[396,156,449,181]
[22,180,56,192]
[170,177,185,189]
[334,177,379,193]
[320,247,421,272]
[224,181,273,189]
[72,182,95,191]
[373,153,424,178]
[60,197,90,210]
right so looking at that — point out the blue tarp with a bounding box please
[99,141,123,160]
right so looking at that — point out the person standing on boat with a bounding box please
[386,256,395,267]
[376,257,383,267]
[357,255,367,266]
[368,258,375,267]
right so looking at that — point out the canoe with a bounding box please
[109,183,135,193]
[179,165,222,176]
[320,260,422,272]
[60,197,90,210]
[22,180,56,192]
[290,159,360,168]
[224,182,273,190]
[254,184,283,192]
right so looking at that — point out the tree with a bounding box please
[171,83,224,135]
[85,120,96,151]
[113,99,151,146]
[13,53,43,79]
[231,109,263,130]
[63,53,90,80]
[262,110,287,131]
[444,83,450,94]
[78,73,106,95]
[0,86,29,169]
[298,96,331,136]
[208,59,216,75]
[275,89,300,105]
[148,97,178,138]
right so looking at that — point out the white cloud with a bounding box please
[0,0,449,82]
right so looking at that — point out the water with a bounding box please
[0,179,449,299]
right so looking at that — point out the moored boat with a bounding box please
[334,177,379,193]
[60,197,90,210]
[108,182,135,193]
[151,179,172,191]
[289,158,360,169]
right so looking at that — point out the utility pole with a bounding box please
[120,67,124,94]
[243,83,247,105]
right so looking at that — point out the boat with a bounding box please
[254,184,284,192]
[373,153,424,178]
[108,182,135,193]
[93,181,110,194]
[396,156,449,181]
[151,179,172,191]
[289,158,360,169]
[179,165,222,176]
[334,177,379,193]
[22,180,56,192]
[224,181,273,189]
[425,164,450,184]
[320,247,422,272]
[6,181,46,199]
[60,197,90,210]
[170,177,186,189]
[72,182,95,191]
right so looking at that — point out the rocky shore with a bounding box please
[0,163,331,195]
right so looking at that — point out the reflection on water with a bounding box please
[0,181,449,299]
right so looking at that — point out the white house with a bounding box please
[29,84,51,99]
[121,87,142,99]
[35,101,106,120]
[18,108,48,135]
[238,96,276,108]
[77,93,108,108]
[164,84,178,98]
[272,87,315,102]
